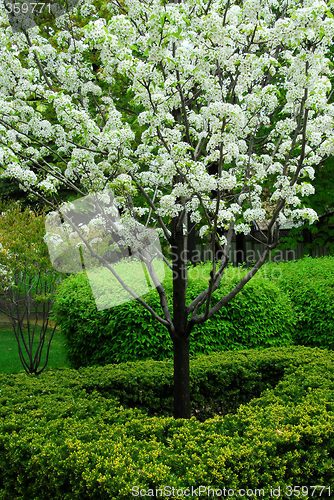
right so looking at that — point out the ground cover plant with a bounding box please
[0,346,333,499]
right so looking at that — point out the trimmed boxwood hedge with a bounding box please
[0,346,333,499]
[4,345,318,420]
[264,255,334,349]
[52,261,296,368]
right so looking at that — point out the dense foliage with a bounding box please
[53,256,334,369]
[265,256,334,349]
[2,0,334,417]
[0,346,333,499]
[278,157,334,256]
[52,261,296,368]
[0,200,65,374]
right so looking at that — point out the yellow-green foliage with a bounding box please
[0,347,333,499]
[0,200,53,282]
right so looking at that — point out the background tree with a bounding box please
[0,0,334,417]
[0,200,64,374]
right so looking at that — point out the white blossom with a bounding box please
[0,0,332,244]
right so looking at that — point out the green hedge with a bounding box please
[265,256,334,349]
[5,345,317,420]
[0,347,333,499]
[52,262,296,368]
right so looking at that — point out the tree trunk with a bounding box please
[187,213,197,266]
[173,336,190,419]
[170,208,191,419]
[236,232,246,267]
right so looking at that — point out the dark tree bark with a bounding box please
[236,232,246,267]
[170,210,192,418]
[173,336,190,419]
[187,213,197,267]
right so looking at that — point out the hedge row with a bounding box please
[0,347,333,499]
[52,256,334,369]
[264,256,334,349]
[52,260,296,368]
[1,345,321,420]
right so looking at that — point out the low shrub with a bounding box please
[0,347,333,499]
[6,345,317,420]
[52,262,296,368]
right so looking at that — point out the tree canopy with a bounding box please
[1,0,334,416]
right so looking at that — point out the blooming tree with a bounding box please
[0,0,334,417]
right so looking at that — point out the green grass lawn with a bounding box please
[0,323,70,373]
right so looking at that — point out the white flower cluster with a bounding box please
[77,223,90,234]
[158,195,183,218]
[234,223,251,235]
[187,165,217,193]
[37,174,61,194]
[58,202,75,214]
[199,225,209,238]
[243,208,266,223]
[90,237,103,245]
[271,176,305,207]
[43,232,64,250]
[0,0,332,245]
[296,183,315,197]
[88,216,109,230]
[2,163,37,190]
[109,174,137,196]
[0,263,14,291]
[290,208,318,225]
[217,172,237,191]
